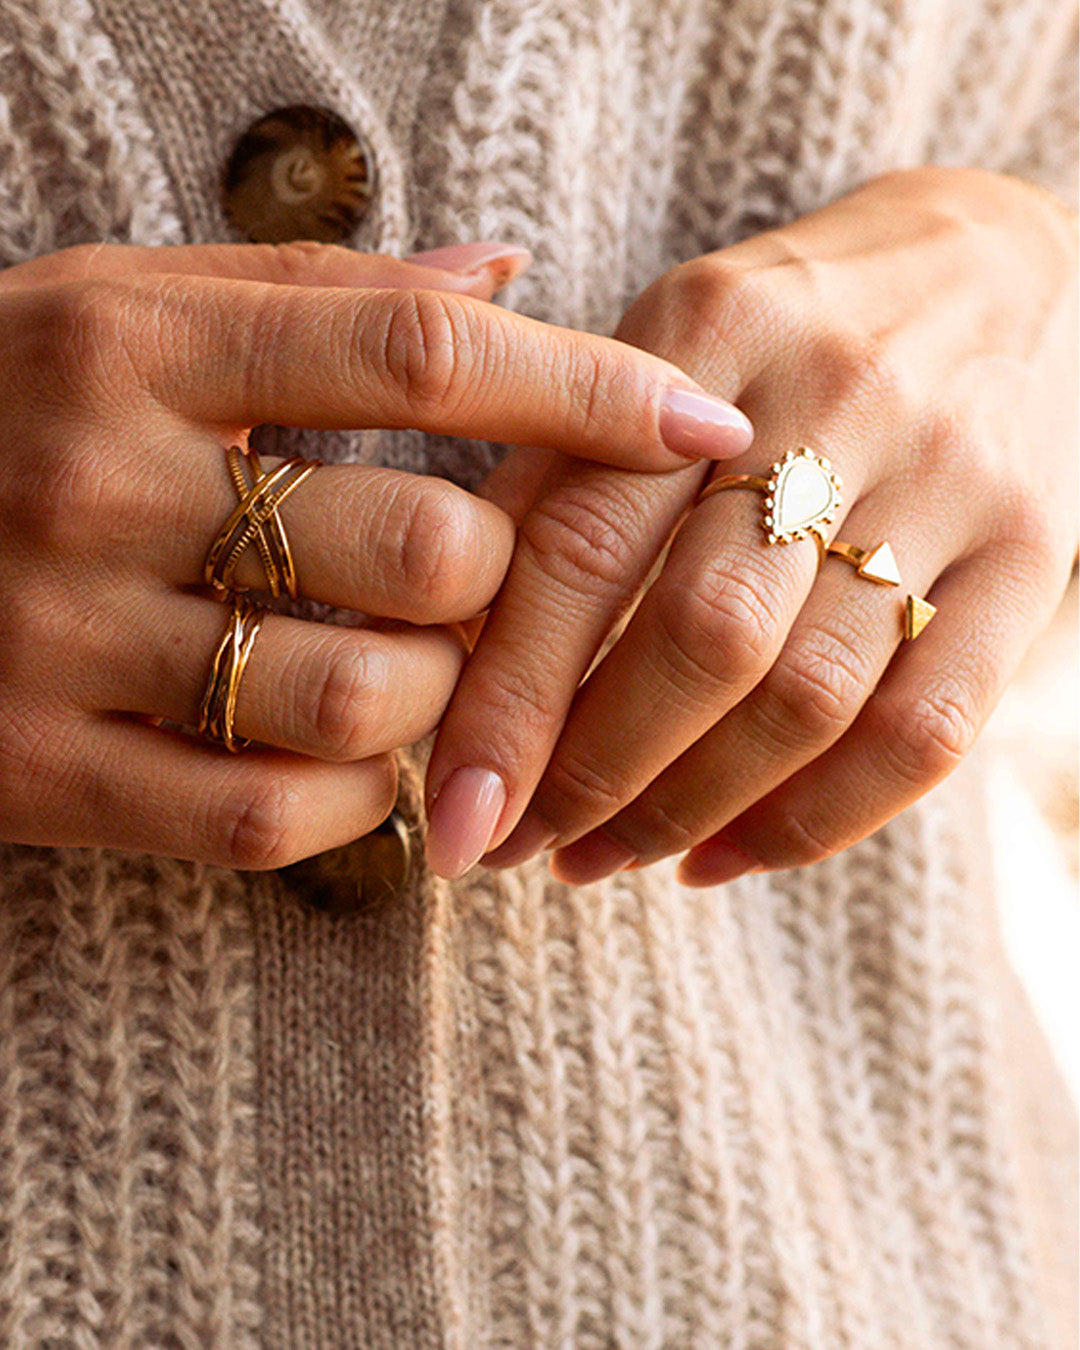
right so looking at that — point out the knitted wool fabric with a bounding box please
[0,0,1076,1346]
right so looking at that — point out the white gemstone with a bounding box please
[771,456,838,535]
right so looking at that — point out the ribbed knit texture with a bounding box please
[0,0,1076,1346]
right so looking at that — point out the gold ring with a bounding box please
[204,445,321,598]
[198,594,267,752]
[822,538,936,640]
[697,447,842,546]
[697,450,936,640]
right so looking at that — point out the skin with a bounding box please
[426,166,1079,885]
[0,238,749,867]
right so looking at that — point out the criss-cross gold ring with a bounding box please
[203,445,321,598]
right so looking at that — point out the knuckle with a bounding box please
[918,409,983,480]
[221,776,297,871]
[564,345,607,440]
[387,478,477,617]
[875,687,979,785]
[754,631,868,749]
[263,239,343,285]
[470,654,557,745]
[810,327,905,414]
[615,795,699,858]
[32,278,138,398]
[654,563,777,696]
[520,483,641,594]
[756,808,836,870]
[376,289,473,415]
[618,258,758,381]
[537,750,626,834]
[993,484,1060,571]
[13,444,124,557]
[309,641,385,760]
[633,259,750,337]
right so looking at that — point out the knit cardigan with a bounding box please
[0,1,1076,1346]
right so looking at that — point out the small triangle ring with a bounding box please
[819,536,936,641]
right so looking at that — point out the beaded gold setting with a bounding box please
[762,448,842,545]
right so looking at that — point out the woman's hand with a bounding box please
[0,239,753,868]
[424,167,1078,883]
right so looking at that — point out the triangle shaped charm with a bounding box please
[858,541,901,587]
[904,595,936,640]
[762,449,841,544]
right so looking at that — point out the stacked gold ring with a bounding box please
[198,593,267,752]
[196,445,322,752]
[696,448,936,640]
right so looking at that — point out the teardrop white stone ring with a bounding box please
[695,447,936,640]
[697,447,841,545]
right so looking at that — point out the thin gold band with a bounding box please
[204,446,322,598]
[826,541,870,570]
[198,594,267,752]
[696,473,772,501]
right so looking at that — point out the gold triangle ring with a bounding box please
[821,538,936,640]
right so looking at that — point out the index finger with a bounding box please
[82,275,754,471]
[422,461,705,875]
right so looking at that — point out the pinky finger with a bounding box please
[47,717,398,869]
[677,546,1064,885]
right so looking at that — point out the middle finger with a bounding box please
[143,433,517,624]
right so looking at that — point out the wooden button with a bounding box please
[277,811,413,915]
[222,105,375,244]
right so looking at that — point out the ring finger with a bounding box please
[548,480,955,881]
[98,588,468,760]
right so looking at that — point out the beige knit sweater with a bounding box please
[0,1,1077,1346]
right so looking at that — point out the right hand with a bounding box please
[0,239,751,868]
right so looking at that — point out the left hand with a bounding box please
[423,167,1078,884]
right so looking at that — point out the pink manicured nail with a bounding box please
[483,813,557,869]
[659,388,754,460]
[404,242,532,286]
[549,830,637,886]
[426,766,507,879]
[676,833,759,888]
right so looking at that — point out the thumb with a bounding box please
[0,239,533,301]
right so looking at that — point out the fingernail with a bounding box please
[660,388,754,460]
[426,766,507,879]
[676,832,759,888]
[549,829,637,885]
[483,812,557,869]
[404,242,532,286]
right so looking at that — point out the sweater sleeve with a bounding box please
[1003,14,1079,209]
